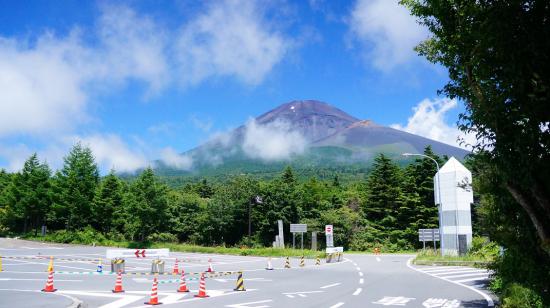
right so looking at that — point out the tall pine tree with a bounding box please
[92,171,124,233]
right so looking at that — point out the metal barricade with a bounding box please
[111,258,125,273]
[151,259,165,273]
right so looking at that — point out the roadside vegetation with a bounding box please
[413,237,499,266]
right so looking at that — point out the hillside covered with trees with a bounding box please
[0,143,445,251]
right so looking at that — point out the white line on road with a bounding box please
[353,288,362,296]
[0,278,82,282]
[282,291,324,295]
[329,302,345,308]
[440,273,489,279]
[434,270,488,276]
[406,258,494,307]
[359,278,364,284]
[226,299,273,308]
[359,272,363,277]
[455,277,491,283]
[320,283,341,289]
[356,267,361,271]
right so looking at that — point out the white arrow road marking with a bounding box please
[226,299,273,308]
[329,303,344,308]
[283,290,324,298]
[373,296,415,306]
[320,283,341,289]
[353,288,362,296]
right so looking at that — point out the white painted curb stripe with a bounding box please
[329,302,345,308]
[406,258,494,307]
[352,288,362,296]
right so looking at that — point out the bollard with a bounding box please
[284,256,291,269]
[233,271,246,291]
[299,256,305,267]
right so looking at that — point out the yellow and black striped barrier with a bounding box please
[284,256,291,268]
[233,271,246,291]
[299,256,305,267]
[315,257,321,265]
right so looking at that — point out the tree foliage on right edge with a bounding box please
[402,0,550,303]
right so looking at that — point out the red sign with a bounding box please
[325,225,333,235]
[134,249,146,258]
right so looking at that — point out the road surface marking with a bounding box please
[454,277,491,283]
[320,283,341,289]
[376,257,381,262]
[356,267,361,271]
[423,268,483,274]
[283,291,324,295]
[432,269,487,275]
[359,272,363,277]
[372,296,415,306]
[286,295,294,298]
[353,288,362,296]
[0,288,82,306]
[0,278,82,282]
[440,273,489,279]
[329,303,344,308]
[226,299,272,308]
[422,298,460,308]
[359,278,364,284]
[406,258,494,307]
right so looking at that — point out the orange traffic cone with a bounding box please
[144,276,162,305]
[172,258,179,274]
[194,273,209,298]
[41,271,57,292]
[206,258,214,273]
[112,271,124,293]
[177,270,189,292]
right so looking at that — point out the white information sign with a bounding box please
[325,247,343,254]
[290,224,307,233]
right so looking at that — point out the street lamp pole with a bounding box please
[248,196,263,239]
[403,153,443,256]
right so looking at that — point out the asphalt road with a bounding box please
[0,238,497,307]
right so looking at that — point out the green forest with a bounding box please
[0,143,445,251]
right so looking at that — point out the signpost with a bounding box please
[325,225,334,248]
[290,224,307,249]
[277,220,284,248]
[106,249,169,259]
[418,229,440,251]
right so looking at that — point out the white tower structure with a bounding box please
[434,157,474,255]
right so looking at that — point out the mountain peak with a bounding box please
[255,100,359,142]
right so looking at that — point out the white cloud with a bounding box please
[176,0,290,85]
[72,134,148,173]
[190,114,213,132]
[349,0,428,71]
[0,5,170,138]
[391,98,476,149]
[159,147,193,170]
[242,118,307,161]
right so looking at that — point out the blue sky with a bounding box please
[0,0,470,173]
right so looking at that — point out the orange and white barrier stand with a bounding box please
[177,270,189,293]
[194,273,209,298]
[41,271,57,292]
[172,258,179,274]
[206,258,214,273]
[144,276,162,305]
[112,270,125,293]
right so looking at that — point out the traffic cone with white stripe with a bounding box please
[172,258,179,274]
[177,270,189,292]
[194,273,209,298]
[206,258,214,273]
[233,271,246,291]
[265,257,274,270]
[41,271,57,292]
[112,270,124,293]
[144,276,162,305]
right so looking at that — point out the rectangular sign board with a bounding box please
[290,224,307,233]
[418,229,440,241]
[325,225,333,235]
[107,248,169,259]
[326,247,343,254]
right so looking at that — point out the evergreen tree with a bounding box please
[127,168,169,241]
[54,143,99,230]
[3,154,51,234]
[404,146,443,229]
[92,171,123,233]
[364,154,404,233]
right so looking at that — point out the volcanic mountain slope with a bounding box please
[154,100,469,179]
